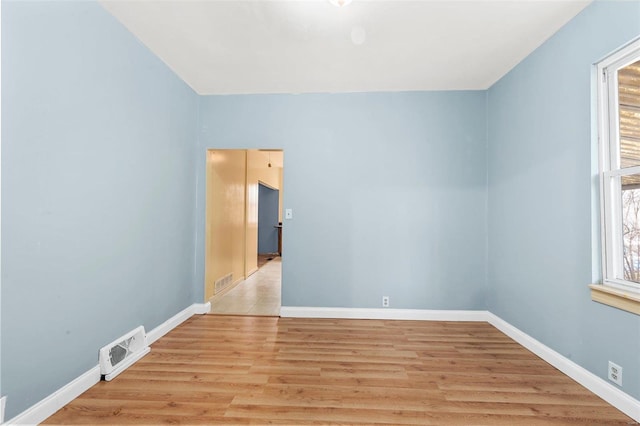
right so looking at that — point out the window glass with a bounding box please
[621,175,640,283]
[598,40,640,293]
[618,60,640,169]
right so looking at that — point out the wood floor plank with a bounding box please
[44,315,635,425]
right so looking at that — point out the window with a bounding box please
[593,38,640,314]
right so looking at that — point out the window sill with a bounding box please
[589,284,640,315]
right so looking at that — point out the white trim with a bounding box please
[281,306,640,422]
[606,165,640,177]
[279,306,489,321]
[99,326,149,379]
[102,348,150,382]
[3,302,210,425]
[602,278,640,295]
[193,301,211,315]
[147,302,210,344]
[487,313,640,423]
[1,397,7,424]
[596,39,640,293]
[597,36,640,71]
[5,306,638,424]
[5,366,101,425]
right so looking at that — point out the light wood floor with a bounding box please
[208,257,281,316]
[257,254,278,269]
[44,316,635,425]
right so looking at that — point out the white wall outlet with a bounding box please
[1,395,7,424]
[285,208,293,219]
[382,296,389,308]
[608,361,623,386]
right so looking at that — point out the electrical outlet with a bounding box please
[382,296,389,308]
[608,361,623,386]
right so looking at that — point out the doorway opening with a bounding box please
[204,149,283,316]
[258,182,280,258]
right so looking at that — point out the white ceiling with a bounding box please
[101,0,591,95]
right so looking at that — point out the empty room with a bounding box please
[2,0,640,424]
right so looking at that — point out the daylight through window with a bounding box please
[598,39,640,293]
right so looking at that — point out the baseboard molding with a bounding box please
[193,301,212,315]
[281,306,639,422]
[4,302,211,425]
[5,305,637,424]
[279,306,489,321]
[487,313,640,422]
[5,366,101,425]
[147,302,211,344]
[1,396,7,424]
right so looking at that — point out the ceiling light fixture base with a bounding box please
[329,0,353,8]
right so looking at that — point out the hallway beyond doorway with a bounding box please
[208,258,281,316]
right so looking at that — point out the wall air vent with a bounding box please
[215,273,233,294]
[99,326,150,381]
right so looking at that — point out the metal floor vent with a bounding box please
[99,326,150,381]
[215,273,233,293]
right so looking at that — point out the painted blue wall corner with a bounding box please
[1,1,198,418]
[487,0,640,401]
[195,91,489,311]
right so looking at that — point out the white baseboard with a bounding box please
[5,366,101,425]
[281,306,639,422]
[147,302,210,344]
[279,306,489,321]
[4,302,211,425]
[1,396,7,424]
[5,305,637,424]
[487,313,640,423]
[193,301,212,315]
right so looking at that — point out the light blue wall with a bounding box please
[4,0,639,419]
[1,1,198,418]
[196,92,488,310]
[487,0,640,400]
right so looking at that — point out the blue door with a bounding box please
[258,183,279,254]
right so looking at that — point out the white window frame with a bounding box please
[597,38,640,294]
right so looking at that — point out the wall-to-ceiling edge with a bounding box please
[487,0,640,406]
[1,1,199,419]
[3,0,640,423]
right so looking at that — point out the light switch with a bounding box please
[285,208,293,219]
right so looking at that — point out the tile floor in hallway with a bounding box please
[208,257,281,316]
